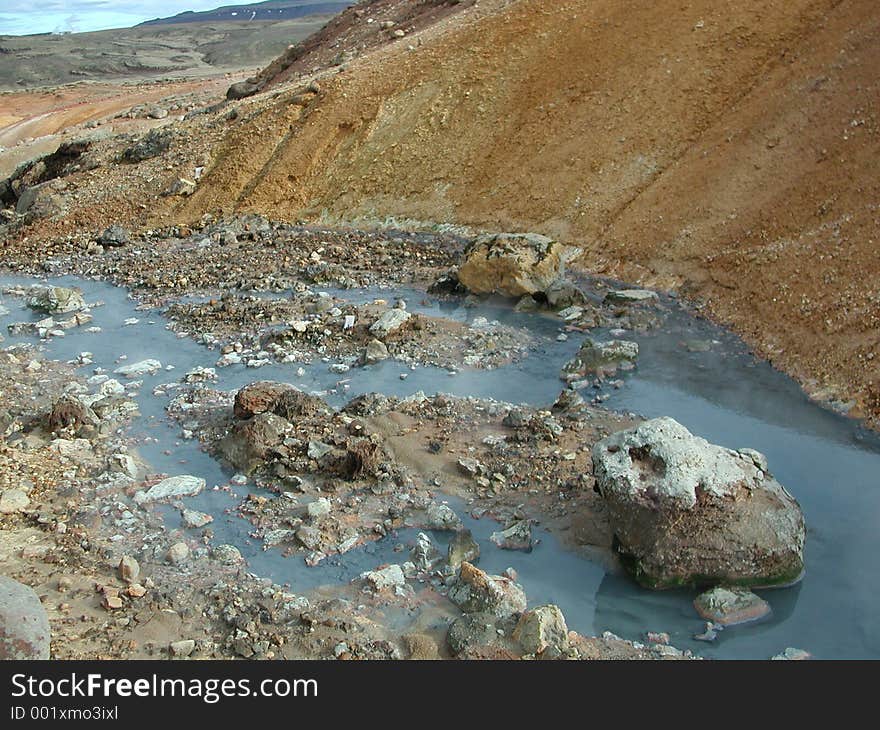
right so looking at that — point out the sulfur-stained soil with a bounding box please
[1,0,877,429]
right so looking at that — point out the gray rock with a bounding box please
[447,529,480,570]
[425,503,462,531]
[447,612,506,656]
[0,489,30,514]
[546,278,587,308]
[117,555,139,583]
[306,497,331,520]
[121,128,172,163]
[135,475,206,505]
[369,309,411,338]
[694,587,771,626]
[592,417,805,589]
[296,525,321,550]
[227,80,261,100]
[363,338,390,363]
[0,576,50,659]
[604,289,659,304]
[490,520,533,551]
[448,562,527,618]
[213,544,243,565]
[306,440,334,460]
[114,359,162,378]
[27,286,85,314]
[410,532,440,570]
[361,564,406,591]
[562,338,639,381]
[513,604,569,654]
[771,647,811,660]
[166,542,189,564]
[97,225,130,248]
[694,586,770,626]
[169,639,195,657]
[181,509,213,529]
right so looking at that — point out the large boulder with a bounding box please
[227,80,261,100]
[0,576,50,659]
[457,233,581,298]
[592,417,805,589]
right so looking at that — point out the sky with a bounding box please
[0,1,250,35]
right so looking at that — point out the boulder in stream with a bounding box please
[592,417,805,589]
[135,475,206,505]
[457,233,581,298]
[562,338,639,381]
[27,286,85,314]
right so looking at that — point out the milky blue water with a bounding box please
[2,274,878,658]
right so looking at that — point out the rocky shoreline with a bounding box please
[0,219,810,660]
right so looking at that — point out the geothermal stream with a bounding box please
[2,273,880,659]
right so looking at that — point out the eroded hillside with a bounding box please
[2,0,878,422]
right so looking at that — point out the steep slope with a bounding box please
[2,0,877,423]
[176,0,878,421]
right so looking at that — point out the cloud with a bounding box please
[0,1,241,35]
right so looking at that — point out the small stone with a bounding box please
[213,544,243,565]
[307,497,332,520]
[513,605,569,654]
[369,309,411,338]
[307,441,333,460]
[135,475,205,505]
[181,509,213,529]
[117,555,140,583]
[363,338,389,363]
[361,564,406,591]
[490,520,533,551]
[771,647,811,660]
[101,593,123,610]
[646,631,670,645]
[0,489,30,514]
[425,503,462,531]
[126,583,147,598]
[694,586,771,626]
[166,542,190,564]
[114,359,162,377]
[448,529,480,571]
[448,562,527,618]
[604,289,659,304]
[170,639,196,658]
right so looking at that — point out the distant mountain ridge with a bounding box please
[139,1,351,26]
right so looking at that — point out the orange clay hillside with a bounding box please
[3,0,879,424]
